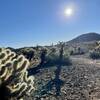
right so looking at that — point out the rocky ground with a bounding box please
[28,55,100,100]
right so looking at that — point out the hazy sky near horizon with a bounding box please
[0,0,100,48]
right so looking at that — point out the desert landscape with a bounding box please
[0,0,100,100]
[1,33,100,100]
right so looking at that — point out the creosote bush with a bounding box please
[0,48,35,100]
[90,50,100,59]
[45,49,71,66]
[90,41,100,59]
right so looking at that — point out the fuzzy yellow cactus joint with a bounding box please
[0,48,35,100]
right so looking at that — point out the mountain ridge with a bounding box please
[67,32,100,44]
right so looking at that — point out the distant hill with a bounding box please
[67,33,100,44]
[6,32,100,55]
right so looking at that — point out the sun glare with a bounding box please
[64,8,73,16]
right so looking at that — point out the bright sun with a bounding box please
[64,8,73,16]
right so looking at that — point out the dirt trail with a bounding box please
[34,55,100,100]
[71,56,100,66]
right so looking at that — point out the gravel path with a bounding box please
[29,55,100,100]
[71,56,100,66]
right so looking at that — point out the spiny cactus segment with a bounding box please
[0,48,35,99]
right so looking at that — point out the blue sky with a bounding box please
[0,0,100,48]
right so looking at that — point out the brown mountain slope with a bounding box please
[68,32,100,44]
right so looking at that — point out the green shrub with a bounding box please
[44,52,71,66]
[90,51,100,59]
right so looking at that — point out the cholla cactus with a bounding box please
[0,48,35,100]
